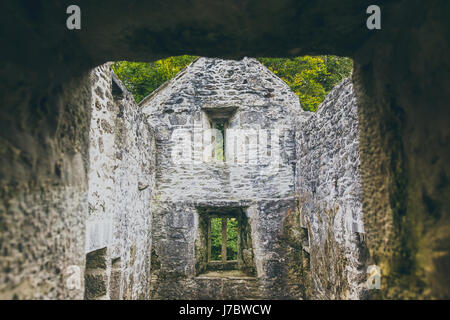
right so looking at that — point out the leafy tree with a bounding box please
[257,55,353,111]
[226,218,238,260]
[113,55,352,111]
[112,55,197,103]
[210,218,222,260]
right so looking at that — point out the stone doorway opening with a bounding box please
[195,207,256,278]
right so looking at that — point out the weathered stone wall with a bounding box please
[353,2,450,299]
[295,78,367,299]
[142,58,300,299]
[86,65,156,300]
[0,62,156,300]
[1,0,449,300]
[0,59,367,300]
[0,72,91,299]
[142,58,298,202]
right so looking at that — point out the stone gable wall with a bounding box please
[142,57,299,202]
[142,58,301,299]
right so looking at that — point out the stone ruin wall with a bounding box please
[96,58,366,300]
[0,72,92,300]
[142,58,300,299]
[1,1,448,301]
[0,60,365,300]
[85,64,156,300]
[294,78,368,299]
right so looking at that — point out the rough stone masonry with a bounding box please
[1,0,449,300]
[140,57,365,300]
[0,57,365,300]
[85,64,156,300]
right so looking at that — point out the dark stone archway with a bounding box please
[0,0,449,299]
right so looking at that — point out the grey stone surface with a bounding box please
[1,1,449,300]
[295,78,367,299]
[86,64,156,300]
[142,58,300,299]
[0,74,91,300]
[0,58,365,300]
[140,58,366,300]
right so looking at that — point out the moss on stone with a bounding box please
[85,248,107,270]
[84,274,107,300]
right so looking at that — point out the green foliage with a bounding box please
[210,218,238,261]
[112,55,197,103]
[257,55,353,111]
[210,218,222,261]
[112,55,352,112]
[226,218,238,260]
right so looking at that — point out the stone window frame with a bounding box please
[195,206,256,276]
[202,106,238,163]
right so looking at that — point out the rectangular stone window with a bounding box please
[203,107,237,163]
[211,121,226,162]
[195,207,256,277]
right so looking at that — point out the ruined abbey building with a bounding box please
[141,58,364,299]
[7,57,363,300]
[1,1,449,300]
